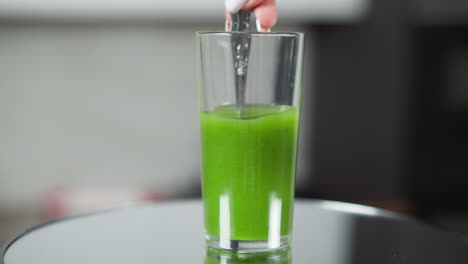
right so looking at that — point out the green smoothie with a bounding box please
[200,104,299,241]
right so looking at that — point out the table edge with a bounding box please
[2,198,463,262]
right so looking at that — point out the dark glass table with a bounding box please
[2,199,468,263]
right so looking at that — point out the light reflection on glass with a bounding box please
[219,194,232,249]
[268,194,282,249]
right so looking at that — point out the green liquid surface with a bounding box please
[201,104,299,241]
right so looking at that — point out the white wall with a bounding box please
[0,24,315,210]
[0,0,368,23]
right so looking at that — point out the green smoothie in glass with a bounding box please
[201,104,299,242]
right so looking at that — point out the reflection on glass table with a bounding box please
[205,247,291,264]
[2,200,468,264]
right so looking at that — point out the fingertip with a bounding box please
[253,0,277,29]
[225,10,232,31]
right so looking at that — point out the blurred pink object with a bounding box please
[44,187,166,220]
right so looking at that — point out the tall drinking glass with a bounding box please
[197,32,304,253]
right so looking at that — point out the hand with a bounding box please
[225,0,278,31]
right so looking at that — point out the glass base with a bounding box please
[205,233,290,253]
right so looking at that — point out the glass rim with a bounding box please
[196,31,303,37]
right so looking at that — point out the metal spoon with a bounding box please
[227,9,252,117]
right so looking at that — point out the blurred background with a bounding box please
[1,0,468,243]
